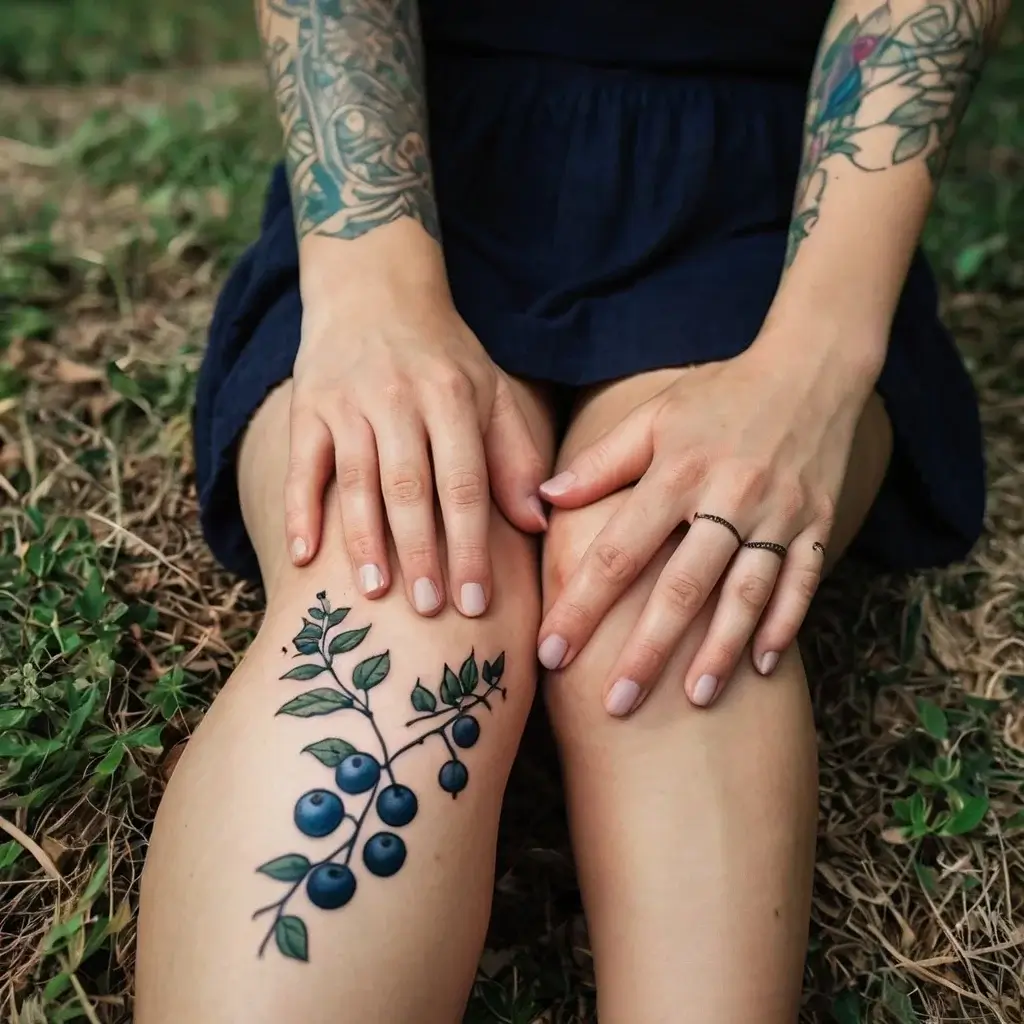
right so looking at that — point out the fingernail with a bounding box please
[537,633,568,670]
[605,678,641,717]
[758,651,779,675]
[412,577,440,614]
[539,471,577,498]
[291,537,307,563]
[527,494,548,528]
[690,674,719,707]
[461,582,486,617]
[359,564,384,594]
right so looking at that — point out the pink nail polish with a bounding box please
[412,577,440,614]
[539,471,577,498]
[537,634,568,670]
[526,494,548,527]
[291,537,307,563]
[359,564,384,594]
[691,674,718,707]
[758,651,779,675]
[605,678,640,717]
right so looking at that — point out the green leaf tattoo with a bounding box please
[301,737,358,766]
[278,688,355,716]
[352,651,390,690]
[258,854,312,882]
[786,0,1005,266]
[275,916,309,961]
[254,590,508,962]
[257,0,439,242]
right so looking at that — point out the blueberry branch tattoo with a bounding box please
[253,590,506,962]
[786,0,1005,265]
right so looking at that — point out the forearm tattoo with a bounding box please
[258,0,440,241]
[787,0,1005,265]
[253,591,506,962]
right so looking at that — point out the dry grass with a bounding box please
[1,26,1023,1024]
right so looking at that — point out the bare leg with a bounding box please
[136,380,555,1023]
[542,368,892,1023]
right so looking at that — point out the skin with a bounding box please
[137,0,1005,1017]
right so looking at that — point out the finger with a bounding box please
[284,402,334,566]
[752,534,828,674]
[332,411,390,598]
[484,373,548,532]
[683,544,785,707]
[372,404,444,617]
[538,402,656,508]
[600,515,743,717]
[536,470,685,671]
[423,389,492,618]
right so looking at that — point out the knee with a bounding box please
[542,493,633,603]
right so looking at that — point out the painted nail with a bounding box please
[526,494,548,528]
[291,537,307,563]
[412,577,440,614]
[461,582,486,617]
[691,674,719,707]
[758,651,780,676]
[539,471,577,498]
[537,633,568,670]
[605,678,641,717]
[359,564,384,594]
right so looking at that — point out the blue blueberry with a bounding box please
[336,752,381,794]
[306,862,356,909]
[293,789,344,837]
[451,715,480,749]
[438,760,468,795]
[376,784,418,827]
[362,831,407,877]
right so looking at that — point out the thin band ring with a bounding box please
[812,541,826,556]
[693,512,742,545]
[743,540,788,558]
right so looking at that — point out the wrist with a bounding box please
[299,218,450,307]
[748,315,885,409]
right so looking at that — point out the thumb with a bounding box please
[539,401,655,508]
[483,374,548,533]
[283,401,334,565]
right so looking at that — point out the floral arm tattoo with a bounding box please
[258,0,439,242]
[787,0,1008,266]
[253,591,506,962]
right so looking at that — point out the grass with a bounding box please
[1,2,1022,1022]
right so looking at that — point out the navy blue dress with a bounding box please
[195,0,985,583]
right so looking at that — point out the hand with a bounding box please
[536,337,877,714]
[286,230,547,618]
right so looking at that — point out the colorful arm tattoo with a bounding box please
[258,0,439,242]
[252,591,506,962]
[787,0,1007,266]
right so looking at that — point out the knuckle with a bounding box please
[814,493,837,533]
[337,461,370,493]
[381,379,412,411]
[623,637,669,681]
[448,537,489,571]
[396,536,435,567]
[591,541,636,585]
[660,569,705,618]
[734,572,774,611]
[425,368,475,405]
[659,450,710,495]
[382,465,427,506]
[775,477,807,524]
[444,468,487,511]
[731,463,771,506]
[795,567,821,602]
[704,639,740,669]
[283,504,305,530]
[345,529,378,564]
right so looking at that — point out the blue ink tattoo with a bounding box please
[252,589,507,962]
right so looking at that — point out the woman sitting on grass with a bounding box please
[136,1,1006,1020]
